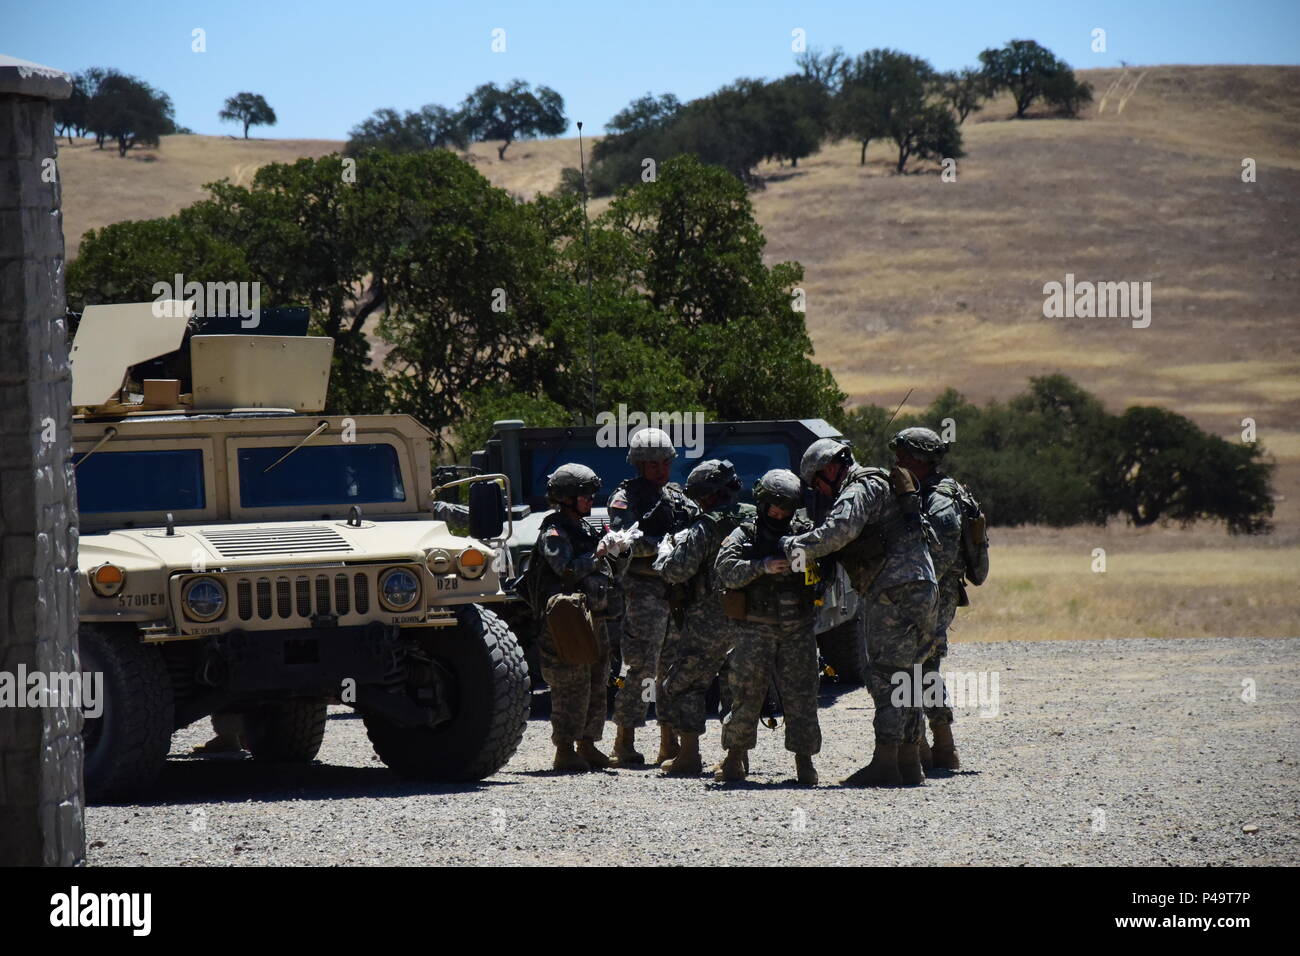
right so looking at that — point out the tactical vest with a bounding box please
[615,477,696,577]
[732,515,815,624]
[527,512,621,618]
[834,465,930,594]
[680,503,754,605]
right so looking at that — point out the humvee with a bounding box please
[463,418,870,692]
[71,303,529,801]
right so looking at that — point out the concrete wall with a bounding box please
[0,55,84,866]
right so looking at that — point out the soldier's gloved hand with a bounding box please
[656,535,675,562]
[599,531,626,558]
[763,555,791,575]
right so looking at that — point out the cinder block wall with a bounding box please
[0,57,84,867]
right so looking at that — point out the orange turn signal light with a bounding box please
[89,563,126,597]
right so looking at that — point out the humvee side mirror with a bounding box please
[468,481,506,540]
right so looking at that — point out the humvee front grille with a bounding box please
[200,526,354,558]
[276,578,292,618]
[256,578,272,619]
[226,568,401,625]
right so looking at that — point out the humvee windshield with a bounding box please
[237,443,406,508]
[74,449,206,513]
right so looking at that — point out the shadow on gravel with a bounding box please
[707,780,821,791]
[816,682,868,707]
[107,754,522,807]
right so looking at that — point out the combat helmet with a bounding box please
[889,426,947,463]
[754,469,803,513]
[684,458,741,505]
[547,463,601,503]
[798,438,854,487]
[626,427,677,464]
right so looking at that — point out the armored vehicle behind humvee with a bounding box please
[71,303,529,801]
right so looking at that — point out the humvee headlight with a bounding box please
[379,567,421,612]
[457,548,488,580]
[183,576,226,622]
[425,549,454,575]
[88,563,127,598]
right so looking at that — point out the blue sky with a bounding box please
[6,0,1298,140]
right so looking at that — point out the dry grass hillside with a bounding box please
[57,66,1300,633]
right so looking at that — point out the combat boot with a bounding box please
[930,721,961,770]
[577,739,611,769]
[661,732,703,775]
[553,740,590,774]
[714,747,748,782]
[897,741,926,786]
[918,734,934,771]
[842,741,902,787]
[611,725,644,766]
[711,752,750,774]
[795,754,818,786]
[655,723,680,765]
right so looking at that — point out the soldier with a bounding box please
[889,427,986,772]
[781,439,937,787]
[533,464,629,772]
[607,427,697,765]
[652,459,753,776]
[713,470,821,785]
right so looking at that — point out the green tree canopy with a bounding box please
[458,79,566,159]
[841,377,1273,534]
[978,39,1093,118]
[345,103,467,156]
[941,67,990,125]
[219,92,278,139]
[86,71,175,156]
[833,48,962,172]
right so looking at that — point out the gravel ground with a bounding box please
[85,637,1299,866]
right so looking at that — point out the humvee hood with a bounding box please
[79,519,491,572]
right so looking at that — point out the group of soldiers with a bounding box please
[531,424,988,786]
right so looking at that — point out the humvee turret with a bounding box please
[464,418,870,691]
[72,303,529,801]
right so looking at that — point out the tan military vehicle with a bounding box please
[71,303,529,801]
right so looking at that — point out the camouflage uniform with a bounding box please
[535,510,620,745]
[431,499,469,534]
[919,474,967,725]
[716,514,822,756]
[607,476,695,727]
[653,500,753,736]
[782,464,937,745]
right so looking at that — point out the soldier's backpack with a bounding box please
[953,483,989,586]
[513,547,549,619]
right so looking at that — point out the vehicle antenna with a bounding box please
[578,121,597,424]
[881,388,914,435]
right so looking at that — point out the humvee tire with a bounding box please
[79,624,175,802]
[364,605,529,781]
[818,608,868,685]
[245,698,329,763]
